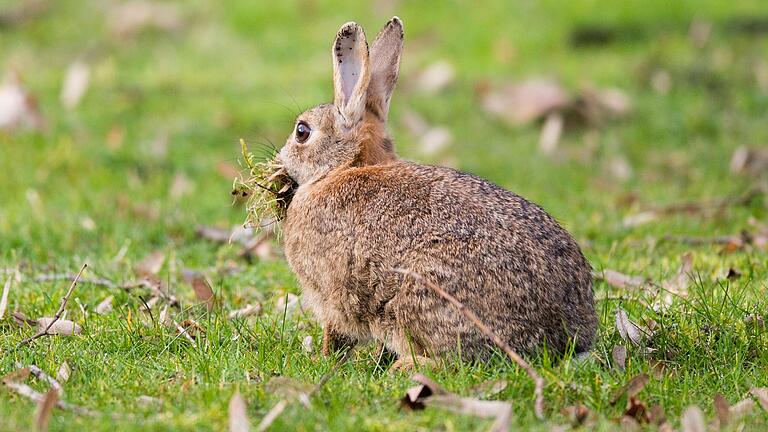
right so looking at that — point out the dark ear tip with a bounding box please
[389,16,403,28]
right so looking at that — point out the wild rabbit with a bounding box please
[273,17,597,365]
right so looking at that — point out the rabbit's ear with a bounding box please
[368,17,403,120]
[333,22,370,127]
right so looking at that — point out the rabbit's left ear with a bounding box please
[333,22,370,127]
[367,17,403,120]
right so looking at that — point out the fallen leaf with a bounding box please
[95,296,113,315]
[561,404,591,427]
[402,374,512,432]
[302,335,313,353]
[135,395,162,407]
[538,112,563,155]
[2,367,31,384]
[623,396,650,424]
[681,406,706,432]
[729,398,754,420]
[107,1,182,39]
[275,293,301,316]
[730,146,768,177]
[256,399,287,432]
[725,267,742,280]
[228,391,250,432]
[713,393,730,427]
[623,211,658,228]
[615,308,645,346]
[598,269,647,290]
[60,60,90,109]
[468,379,509,399]
[0,274,11,319]
[480,78,570,126]
[12,311,36,327]
[169,172,194,201]
[265,376,313,403]
[661,252,694,296]
[135,251,165,276]
[228,304,262,320]
[56,362,70,383]
[177,319,205,338]
[612,345,627,371]
[414,60,455,94]
[750,387,768,411]
[611,373,649,405]
[36,318,82,336]
[0,69,45,132]
[184,270,214,309]
[35,388,58,432]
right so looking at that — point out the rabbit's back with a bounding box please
[283,161,597,357]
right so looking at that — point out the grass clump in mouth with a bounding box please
[233,139,297,229]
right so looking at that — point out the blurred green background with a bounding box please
[2,0,768,430]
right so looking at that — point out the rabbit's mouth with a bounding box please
[237,146,298,230]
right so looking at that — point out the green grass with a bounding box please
[2,0,768,430]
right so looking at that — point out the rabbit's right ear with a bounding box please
[367,17,403,120]
[333,22,370,128]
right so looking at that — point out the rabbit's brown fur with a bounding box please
[275,18,597,361]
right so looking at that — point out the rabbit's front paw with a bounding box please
[389,355,435,373]
[321,327,356,357]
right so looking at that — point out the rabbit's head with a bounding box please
[278,18,404,186]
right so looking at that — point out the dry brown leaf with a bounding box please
[623,211,658,228]
[713,393,730,427]
[12,311,36,327]
[228,391,250,432]
[538,112,563,155]
[275,293,301,316]
[169,172,194,201]
[107,1,182,39]
[561,404,592,427]
[36,318,81,336]
[599,269,647,290]
[615,308,644,346]
[403,374,511,432]
[60,61,90,109]
[135,251,165,276]
[228,304,262,320]
[0,274,11,319]
[414,60,455,94]
[730,146,768,177]
[611,373,649,405]
[135,395,162,407]
[729,398,754,420]
[612,345,627,371]
[256,399,287,432]
[56,362,71,383]
[302,335,313,353]
[94,295,113,315]
[661,252,694,296]
[681,406,706,432]
[184,270,214,309]
[623,396,650,424]
[2,367,31,384]
[468,379,509,399]
[265,376,312,405]
[0,70,45,132]
[750,387,768,412]
[35,388,58,432]
[480,78,570,126]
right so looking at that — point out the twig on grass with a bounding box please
[257,348,355,431]
[17,363,64,394]
[18,264,87,347]
[34,272,179,307]
[1,367,94,417]
[394,268,546,420]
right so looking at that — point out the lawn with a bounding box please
[1,0,768,430]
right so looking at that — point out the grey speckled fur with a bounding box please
[274,18,597,360]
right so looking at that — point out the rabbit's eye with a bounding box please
[295,122,311,143]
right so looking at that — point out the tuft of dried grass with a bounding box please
[233,139,296,230]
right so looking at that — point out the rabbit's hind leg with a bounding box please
[389,354,436,373]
